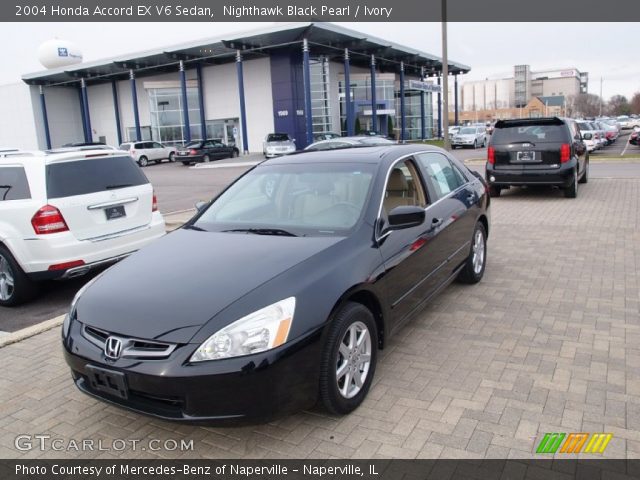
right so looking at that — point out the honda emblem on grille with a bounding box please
[104,336,123,359]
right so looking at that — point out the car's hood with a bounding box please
[76,229,341,343]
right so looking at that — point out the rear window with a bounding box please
[267,134,291,142]
[46,155,148,199]
[0,166,31,201]
[492,120,568,144]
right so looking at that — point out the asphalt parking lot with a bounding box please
[1,173,639,459]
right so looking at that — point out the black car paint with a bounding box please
[175,140,239,164]
[487,117,588,188]
[63,144,490,424]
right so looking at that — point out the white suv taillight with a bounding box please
[31,205,69,235]
[152,191,158,212]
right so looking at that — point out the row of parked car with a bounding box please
[575,118,621,152]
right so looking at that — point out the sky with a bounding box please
[1,22,639,100]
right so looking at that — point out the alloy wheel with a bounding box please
[472,229,485,275]
[0,255,15,301]
[336,321,372,399]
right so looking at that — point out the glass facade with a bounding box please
[339,73,433,138]
[309,57,332,133]
[148,87,201,146]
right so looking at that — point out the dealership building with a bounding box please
[6,23,470,152]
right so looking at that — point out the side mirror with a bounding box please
[582,133,592,140]
[387,205,425,230]
[195,201,207,212]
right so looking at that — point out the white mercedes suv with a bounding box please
[0,149,166,306]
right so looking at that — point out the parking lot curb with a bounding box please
[0,315,65,349]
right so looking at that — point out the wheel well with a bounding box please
[478,214,489,238]
[345,290,385,349]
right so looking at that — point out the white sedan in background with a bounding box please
[451,126,487,149]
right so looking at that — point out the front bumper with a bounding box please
[264,149,295,158]
[486,161,576,187]
[63,320,323,424]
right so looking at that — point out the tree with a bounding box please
[630,92,640,115]
[566,93,601,118]
[608,95,631,116]
[387,116,395,139]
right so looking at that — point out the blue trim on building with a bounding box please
[179,60,191,143]
[454,74,459,126]
[400,62,406,142]
[39,86,51,149]
[196,63,207,140]
[420,91,426,140]
[111,80,122,146]
[80,79,92,143]
[437,76,442,138]
[344,49,354,136]
[302,39,314,146]
[236,51,249,154]
[130,70,141,142]
[370,55,377,133]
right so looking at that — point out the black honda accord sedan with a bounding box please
[62,144,490,424]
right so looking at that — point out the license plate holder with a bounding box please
[104,205,126,221]
[516,151,536,162]
[86,365,128,399]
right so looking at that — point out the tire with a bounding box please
[564,168,578,198]
[579,158,589,184]
[0,246,38,307]
[473,140,477,149]
[168,152,175,162]
[456,222,487,284]
[482,138,487,148]
[203,154,211,163]
[319,302,378,415]
[231,150,239,158]
[138,156,148,167]
[182,161,191,166]
[489,185,501,197]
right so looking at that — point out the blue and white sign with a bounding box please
[406,80,441,93]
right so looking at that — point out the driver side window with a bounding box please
[383,159,427,215]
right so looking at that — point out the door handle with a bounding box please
[430,217,443,230]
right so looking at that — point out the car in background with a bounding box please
[175,140,240,166]
[576,121,600,152]
[448,126,461,139]
[629,130,639,146]
[0,149,165,306]
[486,117,588,198]
[313,132,341,141]
[451,126,487,149]
[119,141,176,167]
[304,136,395,151]
[263,133,297,158]
[599,121,619,144]
[62,144,490,423]
[617,116,633,130]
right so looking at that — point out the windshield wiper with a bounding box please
[105,184,133,190]
[222,228,298,237]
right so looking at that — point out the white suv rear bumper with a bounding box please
[11,213,166,278]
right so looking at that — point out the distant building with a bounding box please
[457,95,567,123]
[459,65,588,115]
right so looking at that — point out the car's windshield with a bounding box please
[194,162,376,236]
[267,134,291,142]
[459,128,476,135]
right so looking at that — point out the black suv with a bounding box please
[486,117,589,198]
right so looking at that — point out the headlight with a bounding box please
[190,297,296,362]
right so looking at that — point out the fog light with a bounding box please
[490,176,495,182]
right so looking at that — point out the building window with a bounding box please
[394,89,433,140]
[126,126,152,142]
[339,73,396,134]
[310,57,332,134]
[148,87,201,147]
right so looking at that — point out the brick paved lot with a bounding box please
[0,178,639,460]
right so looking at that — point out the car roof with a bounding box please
[0,149,129,165]
[264,144,444,165]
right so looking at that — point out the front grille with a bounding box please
[81,325,177,359]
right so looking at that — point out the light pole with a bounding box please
[441,0,451,150]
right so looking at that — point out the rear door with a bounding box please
[491,119,570,171]
[46,155,153,241]
[151,142,165,161]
